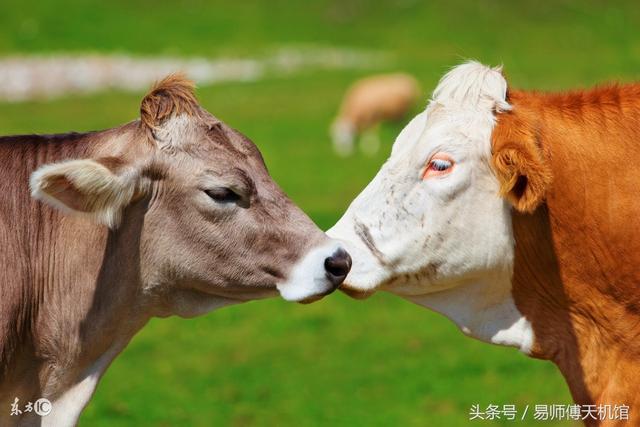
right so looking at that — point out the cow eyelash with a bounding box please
[205,187,242,204]
[422,153,455,179]
[428,159,453,171]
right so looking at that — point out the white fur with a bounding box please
[432,61,511,112]
[42,344,122,427]
[277,240,344,302]
[327,61,535,353]
[30,159,138,228]
[408,278,534,353]
[152,114,198,152]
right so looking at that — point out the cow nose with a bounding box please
[324,248,352,288]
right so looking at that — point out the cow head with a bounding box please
[328,62,550,351]
[30,75,351,317]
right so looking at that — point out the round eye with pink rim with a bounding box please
[422,153,455,179]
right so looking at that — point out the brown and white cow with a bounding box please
[329,62,640,424]
[0,75,351,426]
[330,73,421,156]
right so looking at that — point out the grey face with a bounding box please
[137,111,352,316]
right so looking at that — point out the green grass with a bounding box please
[2,1,639,425]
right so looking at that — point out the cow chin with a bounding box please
[297,292,331,305]
[339,284,375,300]
[336,268,385,299]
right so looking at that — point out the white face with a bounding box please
[327,62,534,352]
[328,105,513,293]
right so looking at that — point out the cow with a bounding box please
[0,74,352,426]
[330,73,421,157]
[328,61,640,425]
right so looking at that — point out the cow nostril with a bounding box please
[324,248,352,288]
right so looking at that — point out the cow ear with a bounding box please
[491,136,552,213]
[30,158,140,228]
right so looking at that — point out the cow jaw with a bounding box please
[407,276,535,354]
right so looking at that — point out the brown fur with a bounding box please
[491,111,553,212]
[492,84,640,425]
[139,73,199,129]
[336,73,421,131]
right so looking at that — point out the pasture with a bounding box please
[1,1,639,425]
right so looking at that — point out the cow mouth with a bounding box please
[339,283,375,300]
[297,294,325,304]
[296,288,337,304]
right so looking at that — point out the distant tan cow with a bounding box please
[329,61,640,424]
[0,75,351,426]
[330,73,421,156]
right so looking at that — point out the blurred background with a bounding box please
[2,1,639,425]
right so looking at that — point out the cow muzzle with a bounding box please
[276,241,352,303]
[326,217,390,298]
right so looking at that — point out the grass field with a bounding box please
[2,1,639,425]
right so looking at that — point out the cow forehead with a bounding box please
[388,106,493,172]
[389,61,509,165]
[390,110,428,156]
[160,115,267,177]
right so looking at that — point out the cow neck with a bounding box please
[406,272,534,354]
[34,195,151,400]
[27,131,150,398]
[511,207,640,409]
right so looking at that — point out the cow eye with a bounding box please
[422,153,455,179]
[205,187,241,204]
[429,159,453,172]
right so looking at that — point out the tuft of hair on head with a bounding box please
[140,73,199,129]
[431,61,511,113]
